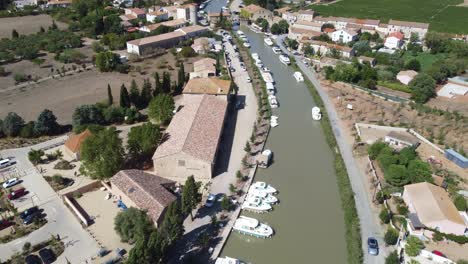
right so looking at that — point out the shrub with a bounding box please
[432,232,444,242]
[405,236,424,257]
[385,250,399,264]
[54,160,75,170]
[180,46,196,57]
[397,204,409,216]
[13,73,29,83]
[384,228,399,245]
[379,208,391,224]
[454,195,467,211]
[22,242,31,252]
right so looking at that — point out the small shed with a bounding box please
[384,131,419,149]
[444,149,468,169]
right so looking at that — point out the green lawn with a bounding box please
[310,0,468,34]
[402,52,448,71]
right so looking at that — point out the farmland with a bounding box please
[0,14,67,38]
[311,0,468,34]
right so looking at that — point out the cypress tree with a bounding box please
[140,79,152,108]
[177,62,185,94]
[181,176,201,220]
[120,84,130,108]
[161,72,171,94]
[107,84,113,106]
[129,79,141,109]
[215,54,221,76]
[12,29,19,39]
[153,72,161,97]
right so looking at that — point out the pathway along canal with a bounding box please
[220,27,347,263]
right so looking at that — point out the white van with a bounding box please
[0,159,11,169]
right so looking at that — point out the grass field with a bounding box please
[311,0,468,34]
[402,52,448,71]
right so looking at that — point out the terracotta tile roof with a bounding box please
[404,182,465,225]
[193,57,216,72]
[324,28,335,33]
[153,94,227,163]
[128,30,185,46]
[275,6,291,13]
[126,8,146,16]
[148,10,167,16]
[142,23,162,31]
[120,14,137,21]
[389,19,429,29]
[64,129,92,154]
[298,10,315,15]
[290,27,321,36]
[110,170,176,223]
[294,20,322,28]
[176,25,208,34]
[242,4,266,14]
[183,77,231,95]
[388,31,404,40]
[161,18,186,27]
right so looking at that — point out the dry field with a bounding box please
[320,79,468,153]
[0,14,67,39]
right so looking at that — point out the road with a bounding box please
[276,35,387,264]
[0,137,99,263]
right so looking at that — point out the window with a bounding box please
[178,160,186,167]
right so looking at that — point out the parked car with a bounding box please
[0,220,13,230]
[367,237,379,255]
[23,212,40,225]
[38,248,56,264]
[8,187,26,200]
[235,100,244,110]
[25,254,43,264]
[432,250,446,257]
[2,178,20,188]
[205,193,216,207]
[0,158,12,169]
[246,77,252,83]
[20,206,39,220]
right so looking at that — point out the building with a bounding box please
[124,8,146,19]
[127,25,208,55]
[153,94,228,183]
[403,182,468,236]
[444,149,468,169]
[191,38,212,54]
[384,31,404,49]
[437,76,468,98]
[108,170,177,226]
[358,56,376,67]
[396,70,418,85]
[384,131,419,149]
[281,11,298,24]
[146,10,169,23]
[208,12,231,27]
[387,19,429,39]
[241,4,273,23]
[13,0,37,8]
[190,57,216,78]
[139,19,187,32]
[297,10,315,22]
[161,4,197,24]
[183,77,231,98]
[331,29,359,43]
[301,40,355,58]
[292,20,322,32]
[46,0,72,8]
[63,129,92,160]
[288,27,321,41]
[312,16,380,31]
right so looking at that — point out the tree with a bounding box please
[107,84,113,106]
[72,105,104,127]
[384,228,399,245]
[95,51,119,72]
[11,29,19,39]
[385,164,410,186]
[408,73,436,104]
[28,149,44,165]
[221,196,231,211]
[127,123,161,161]
[285,38,298,50]
[405,236,424,257]
[368,142,389,160]
[385,250,399,264]
[79,127,124,179]
[120,84,131,108]
[304,44,314,57]
[181,176,201,220]
[398,147,417,166]
[379,208,391,224]
[352,40,371,56]
[180,46,196,57]
[177,62,185,94]
[20,121,36,138]
[148,94,174,124]
[405,59,421,71]
[260,19,269,32]
[377,153,398,171]
[129,79,141,109]
[407,160,432,183]
[3,112,25,137]
[140,79,152,108]
[114,207,154,243]
[454,195,467,211]
[153,72,162,97]
[161,72,171,94]
[158,201,184,246]
[35,109,59,136]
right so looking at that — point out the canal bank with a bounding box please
[220,26,347,264]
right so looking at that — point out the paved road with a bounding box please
[0,137,99,263]
[276,36,387,264]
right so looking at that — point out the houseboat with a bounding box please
[266,82,275,95]
[243,42,251,48]
[261,72,274,83]
[256,149,273,169]
[279,54,290,65]
[261,67,271,73]
[312,106,322,121]
[272,46,281,54]
[264,37,273,46]
[215,257,243,264]
[293,71,304,82]
[241,197,272,213]
[251,53,259,60]
[250,181,277,194]
[248,189,278,204]
[268,95,279,108]
[233,216,274,238]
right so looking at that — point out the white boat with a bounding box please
[233,216,274,238]
[272,46,281,54]
[261,72,274,83]
[279,54,290,65]
[261,67,270,73]
[237,30,244,36]
[215,257,242,264]
[252,53,259,60]
[269,95,279,108]
[266,82,275,91]
[264,37,273,46]
[293,71,304,82]
[270,120,279,127]
[241,196,272,212]
[271,115,278,120]
[250,181,277,194]
[199,3,206,8]
[312,106,322,121]
[248,189,279,204]
[255,60,263,68]
[243,42,251,48]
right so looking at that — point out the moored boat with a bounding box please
[312,106,322,121]
[233,216,274,238]
[241,196,272,212]
[268,95,279,108]
[279,54,290,65]
[293,71,304,82]
[261,67,270,73]
[264,37,273,46]
[248,189,278,204]
[215,256,243,264]
[250,181,277,194]
[272,46,281,54]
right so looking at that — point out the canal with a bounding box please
[220,27,348,263]
[202,0,228,13]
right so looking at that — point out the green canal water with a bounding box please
[220,27,347,263]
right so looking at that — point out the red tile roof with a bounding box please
[388,31,404,40]
[64,129,92,154]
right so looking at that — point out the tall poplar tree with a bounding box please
[119,84,130,108]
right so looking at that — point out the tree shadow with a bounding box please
[213,102,239,176]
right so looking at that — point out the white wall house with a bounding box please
[331,29,359,43]
[146,10,169,23]
[384,32,404,49]
[14,0,37,8]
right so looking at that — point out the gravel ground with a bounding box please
[0,14,67,39]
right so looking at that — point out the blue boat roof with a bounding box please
[445,149,468,162]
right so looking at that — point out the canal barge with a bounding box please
[233,216,274,238]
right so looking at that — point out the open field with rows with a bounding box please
[311,0,468,34]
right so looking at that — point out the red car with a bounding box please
[0,220,13,230]
[8,188,26,200]
[432,250,446,257]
